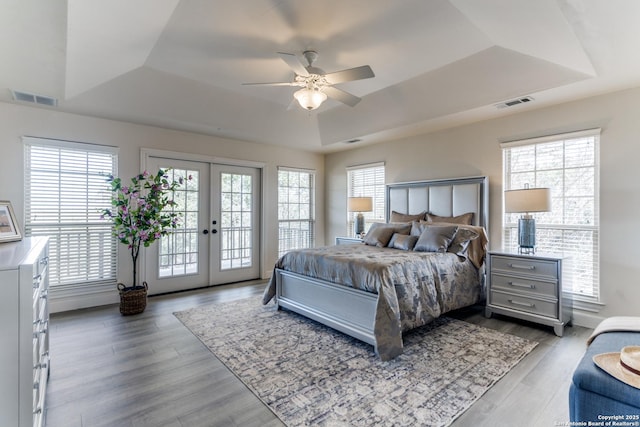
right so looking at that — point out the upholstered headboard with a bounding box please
[386,176,489,232]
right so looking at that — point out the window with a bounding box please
[501,129,600,301]
[278,167,315,257]
[347,162,385,235]
[24,137,118,291]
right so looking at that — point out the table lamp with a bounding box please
[348,197,373,237]
[504,185,551,254]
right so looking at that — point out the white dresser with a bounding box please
[0,237,50,427]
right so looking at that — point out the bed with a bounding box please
[263,176,489,360]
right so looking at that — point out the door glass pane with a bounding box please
[220,172,252,270]
[159,168,199,278]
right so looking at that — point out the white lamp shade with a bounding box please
[504,188,551,213]
[348,197,373,212]
[294,88,327,110]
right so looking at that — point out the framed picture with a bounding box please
[0,201,22,242]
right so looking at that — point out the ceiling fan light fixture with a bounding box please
[294,87,327,110]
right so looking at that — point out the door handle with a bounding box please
[202,229,209,235]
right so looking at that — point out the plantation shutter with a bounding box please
[23,137,118,293]
[347,162,385,234]
[501,129,600,301]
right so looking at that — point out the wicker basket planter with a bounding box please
[117,282,148,315]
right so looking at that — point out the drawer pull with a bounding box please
[508,263,535,270]
[508,299,535,308]
[508,281,535,289]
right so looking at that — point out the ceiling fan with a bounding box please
[243,51,375,111]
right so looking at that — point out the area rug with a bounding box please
[174,297,537,427]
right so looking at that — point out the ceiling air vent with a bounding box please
[11,90,58,107]
[495,96,534,109]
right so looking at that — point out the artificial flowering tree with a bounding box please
[102,169,188,292]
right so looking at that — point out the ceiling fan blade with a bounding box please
[241,82,295,86]
[323,86,361,107]
[277,52,309,77]
[324,65,374,84]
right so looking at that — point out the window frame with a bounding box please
[346,162,385,235]
[501,129,600,302]
[277,166,316,257]
[23,136,118,293]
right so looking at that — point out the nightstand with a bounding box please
[485,251,572,336]
[335,236,363,245]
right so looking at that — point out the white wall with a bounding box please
[325,86,640,328]
[0,102,324,311]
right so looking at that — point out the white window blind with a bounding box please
[278,167,315,257]
[347,162,385,234]
[501,129,600,301]
[24,137,118,291]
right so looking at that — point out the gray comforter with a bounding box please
[262,243,482,360]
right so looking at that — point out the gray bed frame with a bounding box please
[273,176,489,356]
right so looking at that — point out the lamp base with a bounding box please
[517,217,536,254]
[354,212,365,237]
[518,246,536,255]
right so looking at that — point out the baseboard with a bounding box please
[571,310,604,330]
[50,288,118,313]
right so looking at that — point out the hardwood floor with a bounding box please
[45,281,591,427]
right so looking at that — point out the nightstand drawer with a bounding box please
[490,255,558,279]
[490,290,558,318]
[335,236,363,245]
[490,273,558,298]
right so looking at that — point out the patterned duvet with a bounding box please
[262,243,483,360]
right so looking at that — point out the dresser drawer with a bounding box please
[33,360,48,427]
[490,273,558,298]
[32,287,47,326]
[490,290,558,318]
[31,253,48,289]
[490,255,558,279]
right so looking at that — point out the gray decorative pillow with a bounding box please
[387,222,411,235]
[414,225,459,253]
[389,233,419,250]
[390,210,426,223]
[363,223,397,247]
[410,220,425,237]
[447,227,479,257]
[426,212,474,225]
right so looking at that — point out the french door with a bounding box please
[144,157,261,295]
